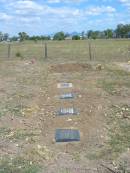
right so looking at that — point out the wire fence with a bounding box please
[0,39,130,63]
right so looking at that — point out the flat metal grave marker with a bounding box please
[57,83,73,89]
[60,93,74,99]
[57,108,78,116]
[55,129,80,142]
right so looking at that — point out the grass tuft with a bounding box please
[0,156,41,173]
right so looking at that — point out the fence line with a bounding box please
[0,40,130,62]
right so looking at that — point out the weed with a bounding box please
[6,129,41,141]
[87,104,130,160]
[118,161,129,173]
[0,128,11,137]
[16,52,21,57]
[98,67,130,95]
[72,152,80,161]
[106,104,130,158]
[5,104,29,117]
[99,80,117,95]
[107,67,130,77]
[0,156,41,173]
[108,121,130,153]
[15,52,24,60]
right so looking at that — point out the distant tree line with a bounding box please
[17,32,50,42]
[87,24,130,39]
[50,24,130,40]
[1,23,130,42]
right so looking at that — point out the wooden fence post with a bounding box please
[88,40,92,61]
[45,43,47,59]
[8,44,11,58]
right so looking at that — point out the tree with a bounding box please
[104,29,113,38]
[72,35,80,40]
[29,35,50,41]
[115,24,130,38]
[53,32,65,40]
[18,32,29,41]
[115,24,125,38]
[87,30,99,39]
[91,31,99,39]
[41,35,50,40]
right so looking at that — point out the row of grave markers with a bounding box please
[55,82,80,143]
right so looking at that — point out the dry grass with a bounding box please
[0,39,130,62]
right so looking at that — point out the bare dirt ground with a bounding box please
[49,63,92,73]
[0,59,130,173]
[116,62,130,72]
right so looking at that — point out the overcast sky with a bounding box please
[0,0,130,35]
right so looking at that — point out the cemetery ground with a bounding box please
[0,40,130,172]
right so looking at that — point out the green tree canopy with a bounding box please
[87,30,99,39]
[115,24,130,38]
[104,29,113,38]
[53,32,65,40]
[18,32,29,41]
[72,35,80,40]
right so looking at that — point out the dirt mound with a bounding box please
[49,63,92,73]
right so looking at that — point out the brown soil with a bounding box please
[49,63,92,73]
[116,62,130,72]
[0,60,129,173]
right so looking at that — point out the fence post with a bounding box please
[88,40,92,61]
[44,43,47,59]
[8,43,11,58]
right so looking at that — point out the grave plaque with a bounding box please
[57,108,78,116]
[60,93,74,99]
[57,83,73,89]
[55,129,80,142]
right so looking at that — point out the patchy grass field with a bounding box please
[0,39,130,62]
[0,40,130,173]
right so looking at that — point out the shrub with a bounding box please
[16,52,22,57]
[16,52,24,60]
